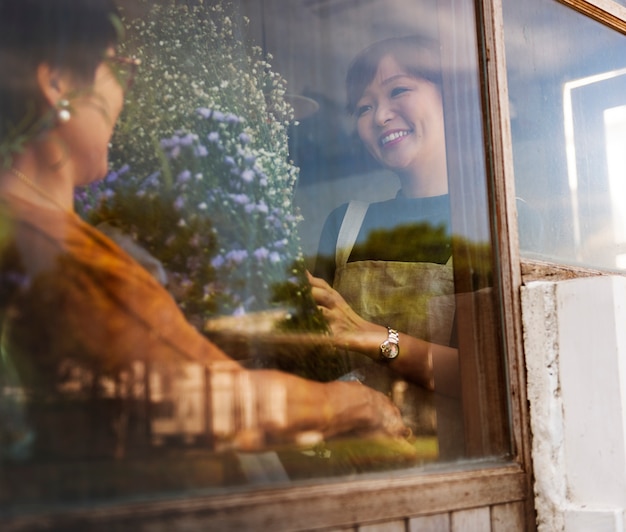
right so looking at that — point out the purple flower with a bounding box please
[224,155,236,167]
[212,110,225,122]
[253,247,269,261]
[146,171,161,184]
[225,113,242,124]
[180,133,197,146]
[225,249,248,265]
[207,132,220,143]
[197,107,212,119]
[211,255,225,269]
[105,170,119,183]
[269,251,281,264]
[230,193,250,204]
[174,196,185,210]
[256,170,268,186]
[266,214,281,228]
[105,164,129,184]
[177,170,191,183]
[241,169,255,183]
[195,144,208,157]
[239,132,251,145]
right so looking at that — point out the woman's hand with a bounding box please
[307,272,457,392]
[220,369,414,457]
[307,271,386,356]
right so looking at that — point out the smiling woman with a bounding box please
[310,39,460,440]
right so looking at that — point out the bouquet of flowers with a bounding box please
[75,1,329,349]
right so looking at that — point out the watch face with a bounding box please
[381,340,399,359]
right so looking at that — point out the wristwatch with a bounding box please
[379,327,400,361]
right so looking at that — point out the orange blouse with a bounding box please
[0,194,236,390]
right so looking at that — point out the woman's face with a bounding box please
[59,49,125,185]
[354,54,446,178]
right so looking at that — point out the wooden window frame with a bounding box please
[3,463,527,531]
[558,0,626,31]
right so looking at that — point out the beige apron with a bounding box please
[333,201,456,436]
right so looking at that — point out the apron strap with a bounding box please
[336,200,369,268]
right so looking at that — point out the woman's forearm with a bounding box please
[249,369,409,439]
[340,323,459,397]
[209,367,410,450]
[307,271,459,398]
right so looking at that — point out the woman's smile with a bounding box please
[355,54,447,188]
[380,129,413,148]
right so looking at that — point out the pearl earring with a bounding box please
[57,99,71,124]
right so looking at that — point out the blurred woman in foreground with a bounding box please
[0,0,410,458]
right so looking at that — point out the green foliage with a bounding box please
[351,222,452,263]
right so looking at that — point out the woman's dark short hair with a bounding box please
[0,0,120,147]
[346,36,442,115]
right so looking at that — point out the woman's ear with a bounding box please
[36,63,71,108]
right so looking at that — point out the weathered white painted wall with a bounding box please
[522,276,626,532]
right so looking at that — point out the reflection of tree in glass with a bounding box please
[350,222,452,263]
[450,237,494,291]
[315,223,493,298]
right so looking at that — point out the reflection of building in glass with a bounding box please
[563,68,626,267]
[604,104,626,268]
[150,363,207,445]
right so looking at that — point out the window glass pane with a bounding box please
[504,0,626,270]
[0,0,509,519]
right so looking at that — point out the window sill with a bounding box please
[2,460,527,531]
[521,257,612,283]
